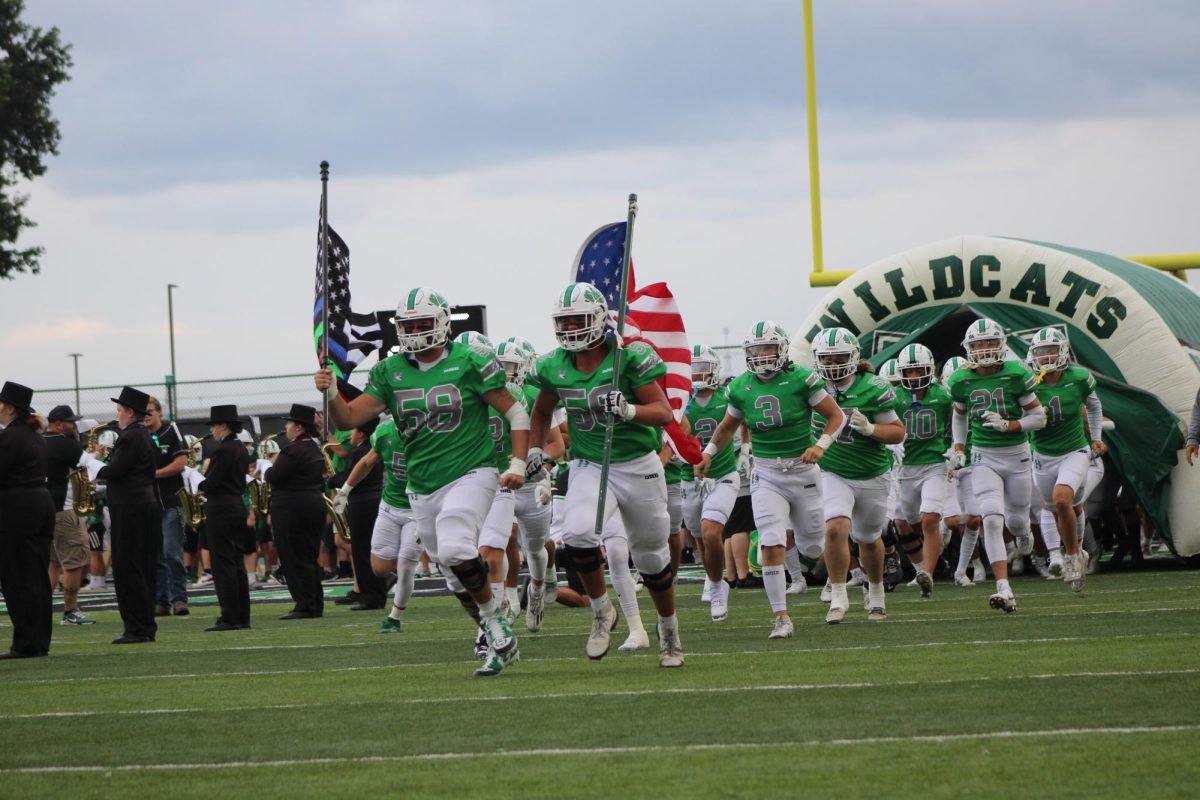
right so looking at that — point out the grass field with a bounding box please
[2,567,1199,799]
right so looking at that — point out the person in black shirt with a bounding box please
[85,386,163,644]
[145,397,190,617]
[267,404,327,619]
[330,417,386,610]
[0,382,56,658]
[44,405,96,625]
[197,405,253,631]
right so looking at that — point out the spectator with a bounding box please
[145,397,190,616]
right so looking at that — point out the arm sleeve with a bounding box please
[952,405,968,446]
[872,410,900,424]
[1016,403,1047,433]
[1085,393,1104,442]
[806,388,830,408]
[1188,390,1200,446]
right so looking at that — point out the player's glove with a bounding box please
[980,411,1010,432]
[599,390,637,422]
[332,485,352,515]
[848,409,875,437]
[525,447,547,479]
[534,477,552,507]
[944,447,965,478]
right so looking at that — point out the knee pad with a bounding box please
[564,544,603,573]
[454,591,481,624]
[449,556,489,593]
[641,563,675,592]
[897,529,923,556]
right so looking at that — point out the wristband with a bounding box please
[505,457,527,477]
[323,383,339,404]
[816,434,834,450]
[702,443,718,458]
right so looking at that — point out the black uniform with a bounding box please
[198,436,252,627]
[342,439,385,608]
[0,420,56,657]
[267,435,326,617]
[96,422,162,641]
[44,432,83,512]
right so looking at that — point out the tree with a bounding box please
[0,0,71,280]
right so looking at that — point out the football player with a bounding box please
[946,319,1046,613]
[697,322,845,639]
[316,287,529,677]
[526,283,682,667]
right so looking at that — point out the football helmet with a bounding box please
[258,437,281,461]
[743,321,790,376]
[879,358,902,386]
[395,287,452,353]
[940,356,966,386]
[961,318,1006,367]
[812,327,861,382]
[552,283,608,351]
[691,344,722,390]
[896,343,936,391]
[1027,327,1070,371]
[496,340,528,384]
[454,330,495,354]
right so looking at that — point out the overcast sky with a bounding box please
[5,0,1199,393]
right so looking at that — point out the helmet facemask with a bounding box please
[1029,342,1068,371]
[395,314,449,353]
[553,310,606,352]
[964,336,1005,367]
[745,343,786,377]
[815,351,856,382]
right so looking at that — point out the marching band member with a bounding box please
[267,404,328,620]
[197,405,252,630]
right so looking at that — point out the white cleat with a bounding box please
[701,578,713,604]
[768,615,794,639]
[988,592,1018,614]
[618,628,650,652]
[1015,533,1034,557]
[586,601,619,660]
[526,587,544,632]
[825,603,848,624]
[785,578,808,595]
[846,568,867,588]
[971,559,988,583]
[709,582,729,622]
[657,623,684,668]
[819,580,833,603]
[1064,553,1087,593]
[915,570,933,598]
[953,571,975,587]
[1048,551,1064,578]
[866,604,887,621]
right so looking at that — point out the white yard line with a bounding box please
[4,725,1198,774]
[3,668,1197,721]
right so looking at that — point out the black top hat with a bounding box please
[110,386,151,416]
[283,404,318,428]
[0,381,36,415]
[206,404,242,425]
[48,404,83,422]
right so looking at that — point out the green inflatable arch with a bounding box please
[791,235,1200,556]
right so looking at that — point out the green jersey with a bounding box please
[686,390,737,478]
[815,373,903,480]
[364,341,506,494]
[370,419,410,510]
[529,340,666,464]
[1031,366,1096,456]
[487,383,525,470]
[947,360,1038,450]
[726,366,825,460]
[895,383,954,466]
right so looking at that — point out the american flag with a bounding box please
[313,225,383,378]
[572,221,701,463]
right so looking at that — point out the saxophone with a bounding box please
[321,441,351,543]
[72,425,105,515]
[253,434,277,516]
[177,447,206,529]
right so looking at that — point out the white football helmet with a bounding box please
[1027,327,1070,371]
[962,318,1006,367]
[552,283,608,351]
[878,358,902,386]
[691,344,722,390]
[395,287,452,353]
[812,327,861,382]
[940,356,966,386]
[495,340,528,384]
[896,343,936,391]
[743,321,790,376]
[454,330,495,354]
[258,437,281,461]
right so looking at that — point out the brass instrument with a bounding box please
[70,468,97,515]
[320,441,351,542]
[178,447,205,529]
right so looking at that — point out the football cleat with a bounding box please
[526,586,545,632]
[378,617,401,634]
[587,600,619,659]
[473,646,519,678]
[953,572,975,587]
[1048,550,1065,578]
[820,579,833,603]
[989,593,1018,613]
[701,578,714,604]
[619,628,650,652]
[482,612,517,656]
[867,605,887,621]
[473,629,488,660]
[785,577,808,595]
[1066,553,1087,593]
[825,603,848,624]
[657,623,685,668]
[1014,533,1034,557]
[768,615,794,639]
[709,581,729,622]
[915,570,933,598]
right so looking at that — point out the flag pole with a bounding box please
[593,193,638,542]
[319,160,331,436]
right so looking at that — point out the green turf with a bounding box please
[2,570,1199,798]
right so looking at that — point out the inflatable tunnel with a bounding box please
[791,235,1200,556]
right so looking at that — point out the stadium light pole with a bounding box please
[69,353,82,412]
[167,283,179,419]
